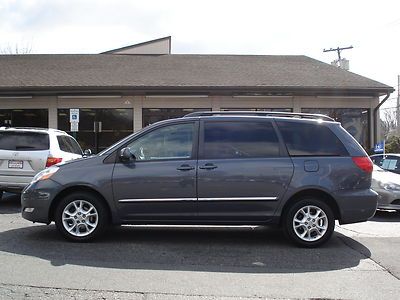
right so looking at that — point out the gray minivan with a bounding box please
[21,112,377,247]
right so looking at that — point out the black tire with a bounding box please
[54,192,109,242]
[284,198,335,248]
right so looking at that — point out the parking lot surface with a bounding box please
[1,193,400,299]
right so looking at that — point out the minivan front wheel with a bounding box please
[284,198,334,247]
[55,192,108,242]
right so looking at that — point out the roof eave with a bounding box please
[0,85,394,97]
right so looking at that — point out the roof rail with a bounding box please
[183,111,335,121]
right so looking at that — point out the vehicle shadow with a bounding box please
[372,210,400,223]
[0,193,21,214]
[0,223,371,273]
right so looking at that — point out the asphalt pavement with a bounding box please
[0,193,400,299]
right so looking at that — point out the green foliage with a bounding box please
[385,135,400,153]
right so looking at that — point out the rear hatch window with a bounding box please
[0,131,49,151]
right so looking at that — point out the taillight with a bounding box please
[46,157,62,168]
[352,156,373,173]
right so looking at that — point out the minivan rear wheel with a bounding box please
[54,192,108,242]
[284,198,334,247]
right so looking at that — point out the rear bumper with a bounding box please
[0,175,34,192]
[334,189,378,224]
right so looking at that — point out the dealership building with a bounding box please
[0,37,394,153]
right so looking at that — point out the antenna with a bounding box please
[323,46,353,70]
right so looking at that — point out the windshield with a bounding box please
[97,126,148,156]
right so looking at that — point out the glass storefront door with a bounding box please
[58,108,133,153]
[0,109,48,128]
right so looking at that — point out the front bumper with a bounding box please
[374,187,400,210]
[334,188,378,224]
[21,180,61,224]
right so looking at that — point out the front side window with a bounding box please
[202,121,280,159]
[126,123,195,161]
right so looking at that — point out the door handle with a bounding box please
[199,163,217,170]
[177,164,195,171]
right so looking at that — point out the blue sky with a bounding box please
[1,0,399,108]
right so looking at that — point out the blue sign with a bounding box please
[374,141,385,153]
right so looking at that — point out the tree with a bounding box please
[0,43,32,54]
[380,109,398,139]
[385,135,400,153]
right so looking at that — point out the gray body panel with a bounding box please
[197,158,293,221]
[113,159,197,221]
[21,115,377,228]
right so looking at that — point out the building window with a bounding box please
[57,108,133,153]
[301,108,370,149]
[142,108,211,127]
[221,108,293,112]
[0,109,48,128]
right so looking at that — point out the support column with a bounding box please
[211,96,221,111]
[48,96,58,129]
[133,96,143,132]
[292,96,301,113]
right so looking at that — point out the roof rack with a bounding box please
[184,111,335,122]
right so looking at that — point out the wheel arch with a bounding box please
[280,188,341,224]
[49,185,113,223]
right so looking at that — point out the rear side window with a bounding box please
[0,131,49,151]
[57,136,82,155]
[276,121,348,156]
[203,121,280,159]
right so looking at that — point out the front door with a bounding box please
[197,120,294,221]
[112,121,198,221]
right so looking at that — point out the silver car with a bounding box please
[0,127,83,197]
[372,165,400,211]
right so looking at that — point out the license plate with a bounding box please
[8,160,23,169]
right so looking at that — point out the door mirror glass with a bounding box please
[119,147,135,162]
[83,149,92,156]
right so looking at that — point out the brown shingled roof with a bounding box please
[0,54,393,94]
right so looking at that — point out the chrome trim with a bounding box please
[118,197,277,203]
[198,197,277,201]
[119,198,197,203]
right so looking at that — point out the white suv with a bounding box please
[0,127,83,196]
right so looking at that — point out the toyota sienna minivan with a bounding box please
[21,111,377,247]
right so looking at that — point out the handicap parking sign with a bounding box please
[374,141,384,153]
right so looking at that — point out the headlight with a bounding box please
[378,181,400,191]
[31,166,59,183]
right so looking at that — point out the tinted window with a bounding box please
[127,123,195,161]
[0,132,49,151]
[203,121,280,159]
[57,136,82,155]
[276,121,348,156]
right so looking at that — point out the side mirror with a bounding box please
[83,149,92,156]
[119,147,135,162]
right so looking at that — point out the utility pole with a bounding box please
[323,46,353,70]
[397,75,400,134]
